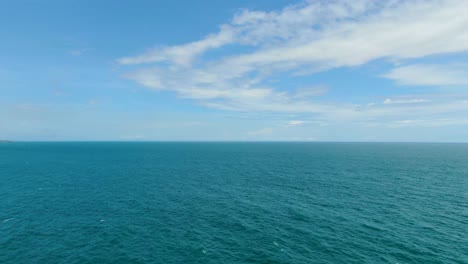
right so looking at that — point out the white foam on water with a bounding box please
[273,241,279,246]
[2,218,13,223]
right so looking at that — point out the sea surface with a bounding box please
[0,142,466,264]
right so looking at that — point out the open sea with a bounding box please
[0,142,466,263]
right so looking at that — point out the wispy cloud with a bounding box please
[383,64,468,86]
[383,98,429,105]
[388,118,468,127]
[118,0,468,126]
[69,48,90,56]
[284,120,306,127]
[293,85,328,98]
[118,27,235,66]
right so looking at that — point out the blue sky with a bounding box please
[1,0,468,141]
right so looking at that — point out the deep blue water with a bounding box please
[0,142,466,263]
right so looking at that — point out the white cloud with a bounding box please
[69,49,90,56]
[118,25,235,66]
[383,98,429,104]
[118,0,468,126]
[388,118,468,127]
[293,86,328,98]
[383,64,468,86]
[284,120,306,127]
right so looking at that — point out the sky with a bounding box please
[1,0,468,142]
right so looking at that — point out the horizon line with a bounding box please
[2,140,468,144]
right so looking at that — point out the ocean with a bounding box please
[0,142,466,263]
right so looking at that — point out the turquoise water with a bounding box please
[0,142,466,263]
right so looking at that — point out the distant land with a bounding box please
[0,140,12,143]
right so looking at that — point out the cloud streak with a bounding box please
[118,0,468,126]
[383,64,468,86]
